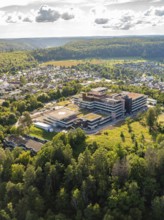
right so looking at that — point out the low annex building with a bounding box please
[81,113,112,129]
[3,135,46,153]
[44,107,77,128]
[33,107,78,130]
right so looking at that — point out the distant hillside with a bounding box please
[0,37,105,52]
[1,36,164,74]
[0,51,37,73]
[32,36,164,61]
[0,38,74,51]
[0,41,33,52]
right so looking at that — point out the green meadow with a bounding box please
[87,121,153,151]
[29,125,57,141]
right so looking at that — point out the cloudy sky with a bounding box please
[0,0,164,38]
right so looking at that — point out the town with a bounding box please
[0,60,164,102]
[1,56,164,156]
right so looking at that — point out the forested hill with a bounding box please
[0,37,99,52]
[0,38,70,52]
[32,36,164,61]
[1,36,164,73]
[0,41,33,52]
[0,51,37,74]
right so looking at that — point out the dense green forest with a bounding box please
[0,52,37,74]
[1,37,164,74]
[32,37,164,62]
[0,122,164,220]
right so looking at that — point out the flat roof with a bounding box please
[147,98,157,102]
[25,139,43,152]
[91,87,107,92]
[126,93,145,100]
[82,113,102,121]
[104,97,122,103]
[48,107,77,120]
[6,135,44,152]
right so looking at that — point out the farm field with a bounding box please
[41,59,105,67]
[41,58,147,67]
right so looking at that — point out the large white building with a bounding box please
[74,87,147,118]
[33,88,148,131]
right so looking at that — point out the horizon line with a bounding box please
[0,34,164,40]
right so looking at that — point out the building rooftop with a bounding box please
[125,92,145,100]
[105,97,122,103]
[5,135,44,152]
[91,87,107,92]
[48,107,77,121]
[25,139,44,152]
[82,113,102,121]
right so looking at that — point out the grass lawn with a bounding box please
[29,125,57,141]
[57,100,71,106]
[87,121,153,151]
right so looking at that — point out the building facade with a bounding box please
[74,88,147,118]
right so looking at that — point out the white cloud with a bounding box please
[22,17,33,23]
[35,5,60,22]
[93,7,164,30]
[0,5,77,24]
[95,18,109,24]
[0,0,39,8]
[61,8,76,20]
[145,6,164,16]
[0,2,164,37]
[61,12,74,20]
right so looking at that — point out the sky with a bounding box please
[0,0,164,38]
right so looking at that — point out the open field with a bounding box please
[41,59,106,67]
[158,113,164,124]
[41,58,147,67]
[0,99,5,105]
[87,121,153,150]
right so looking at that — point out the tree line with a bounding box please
[32,37,164,62]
